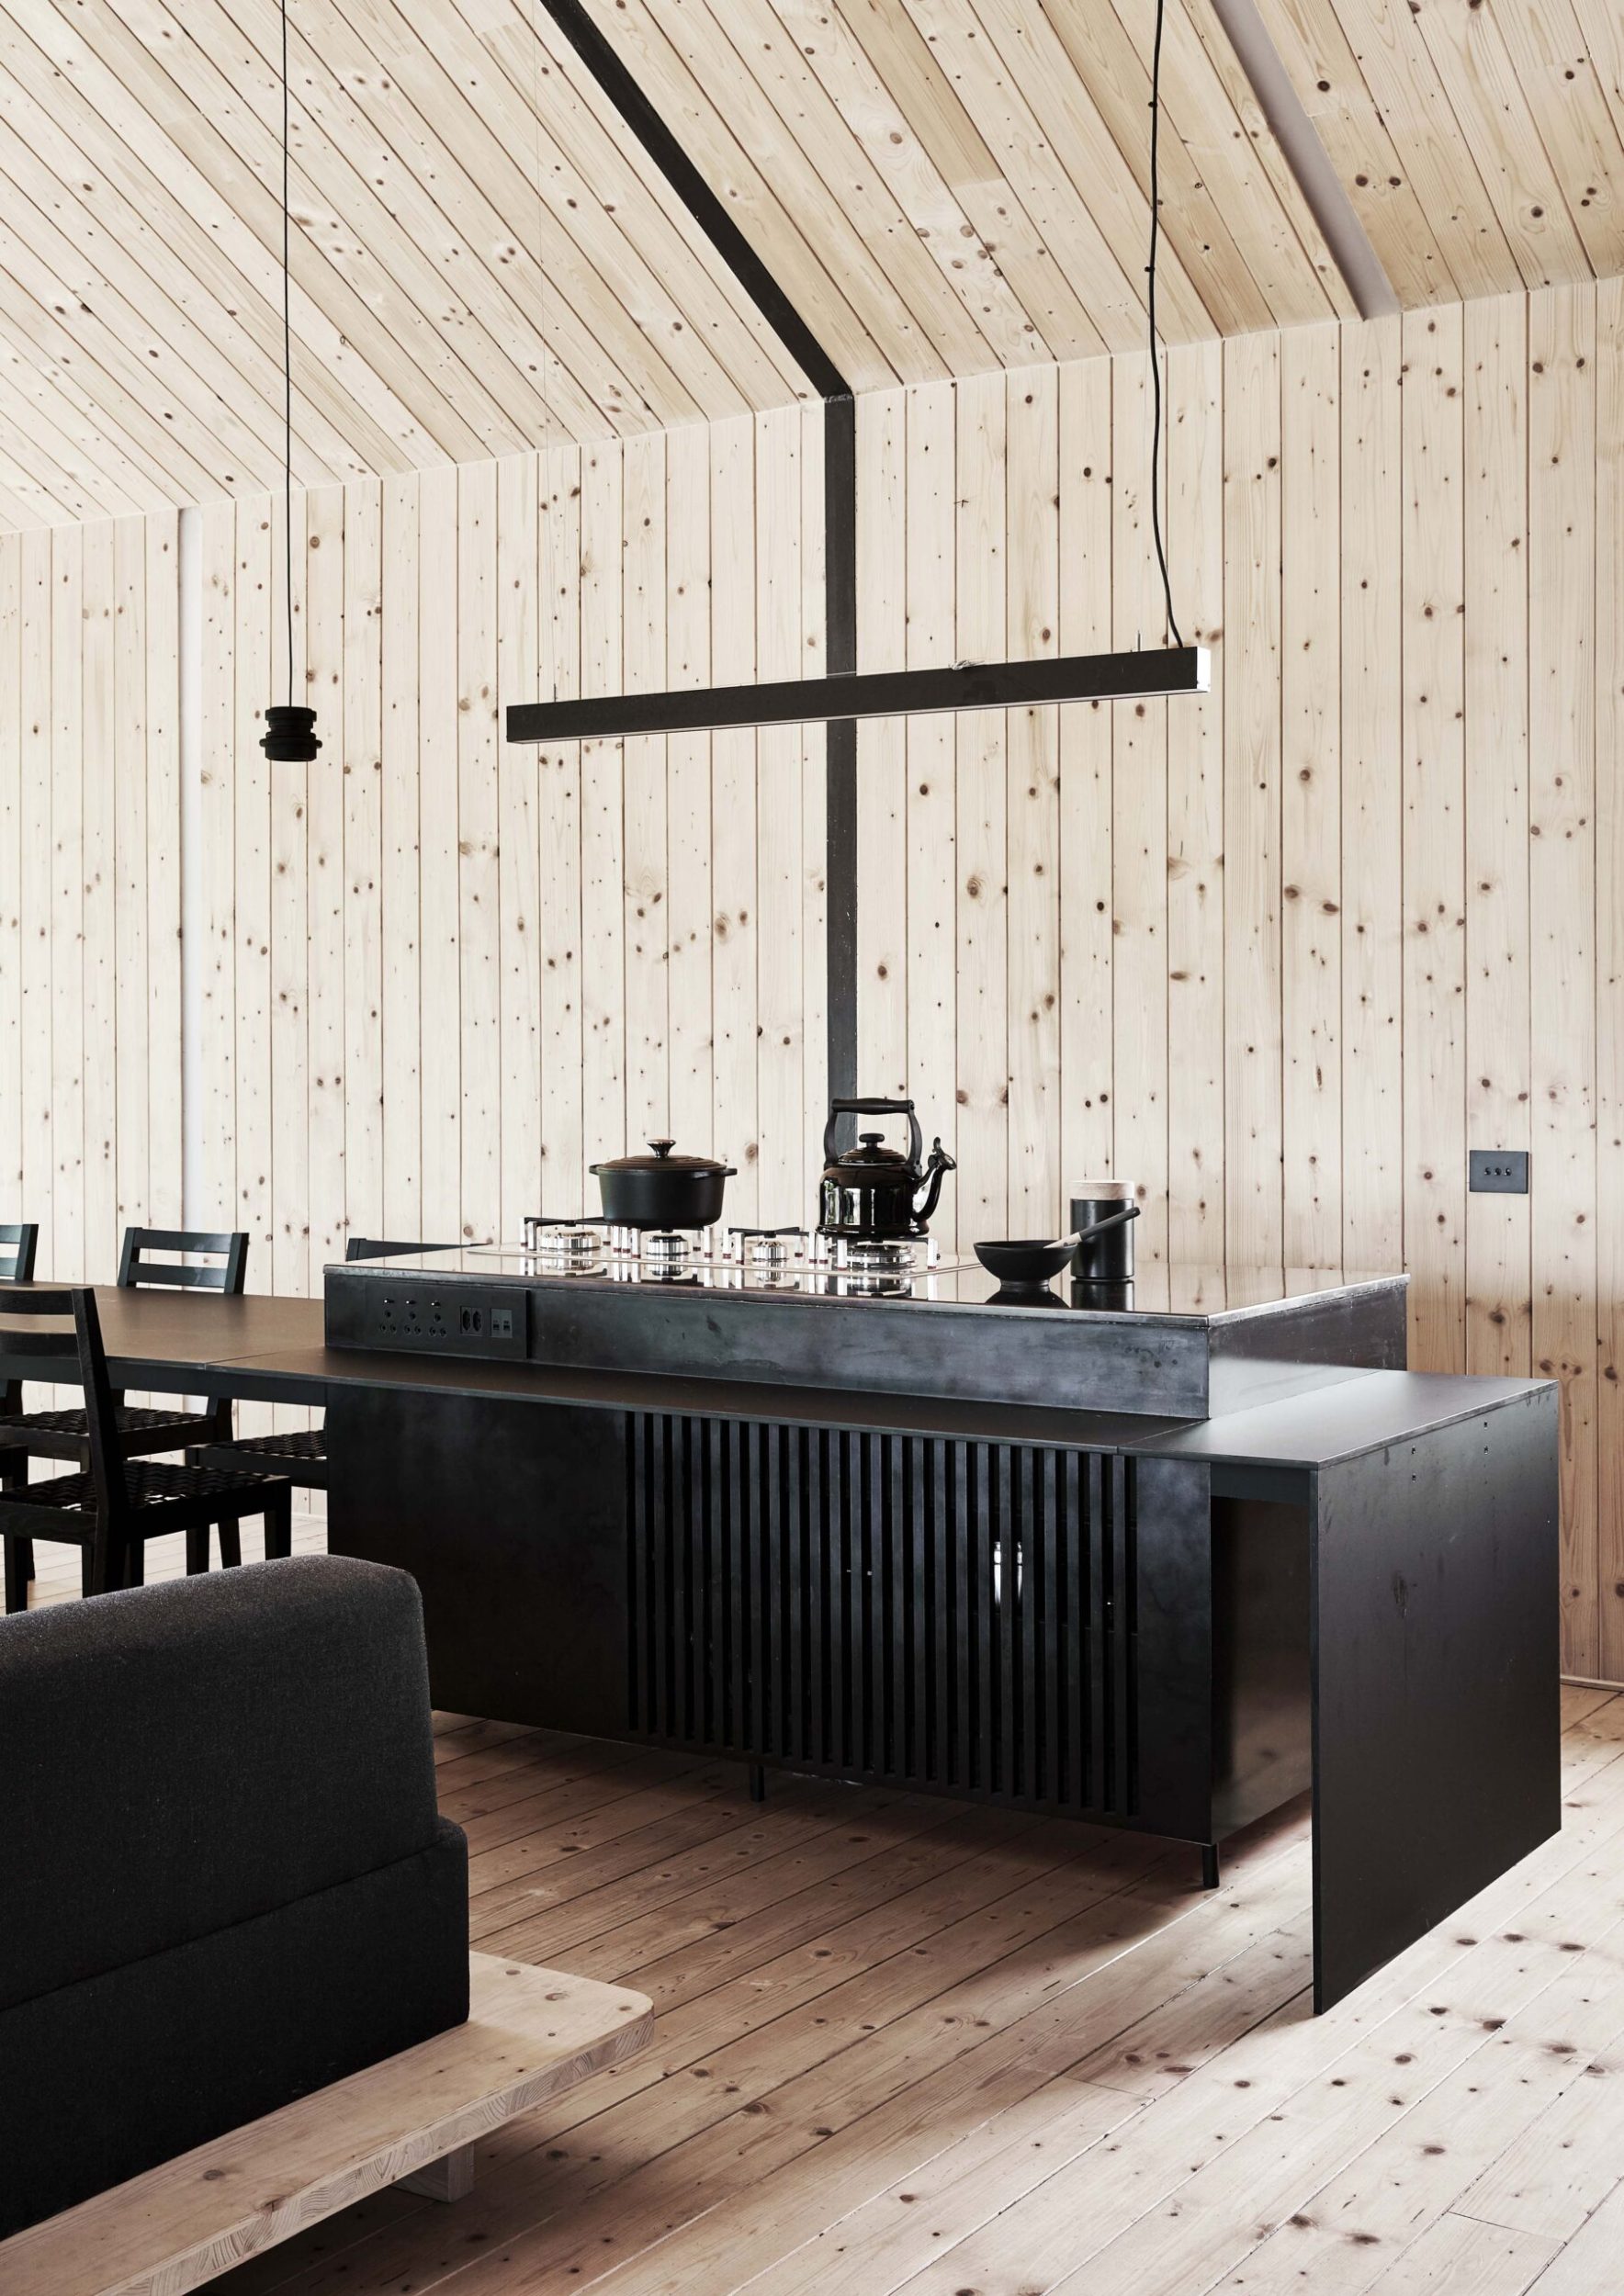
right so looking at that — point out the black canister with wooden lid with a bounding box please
[1069,1180,1137,1284]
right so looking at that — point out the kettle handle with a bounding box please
[823,1097,923,1167]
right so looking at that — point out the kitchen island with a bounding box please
[0,1256,1560,2011]
[317,1247,1559,2013]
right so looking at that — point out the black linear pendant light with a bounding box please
[262,0,320,765]
[506,0,1204,748]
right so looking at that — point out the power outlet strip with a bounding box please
[366,1284,527,1358]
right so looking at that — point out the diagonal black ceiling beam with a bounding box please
[535,0,851,400]
[534,0,860,1099]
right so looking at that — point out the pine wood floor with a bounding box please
[26,1512,1624,2296]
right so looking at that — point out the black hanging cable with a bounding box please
[262,0,320,762]
[1147,0,1184,650]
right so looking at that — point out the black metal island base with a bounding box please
[319,1251,1561,2015]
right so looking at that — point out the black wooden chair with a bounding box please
[0,1225,43,1576]
[0,1226,249,1476]
[0,1224,39,1284]
[186,1236,453,1493]
[0,1289,292,1610]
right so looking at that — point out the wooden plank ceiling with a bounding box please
[1,0,1622,527]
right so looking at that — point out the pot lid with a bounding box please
[591,1136,730,1176]
[827,1131,918,1177]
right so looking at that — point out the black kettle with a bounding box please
[818,1097,956,1244]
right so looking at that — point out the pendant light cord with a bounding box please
[1147,0,1184,650]
[281,0,294,709]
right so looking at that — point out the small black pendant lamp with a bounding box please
[262,0,320,765]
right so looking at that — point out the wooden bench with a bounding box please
[0,1953,653,2296]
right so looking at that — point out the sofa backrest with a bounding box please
[0,1557,442,2014]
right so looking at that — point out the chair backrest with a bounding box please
[0,1223,39,1284]
[344,1236,457,1262]
[0,1288,126,1540]
[118,1227,248,1294]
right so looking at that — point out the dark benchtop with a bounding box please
[0,1285,1553,1474]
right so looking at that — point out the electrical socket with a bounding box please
[1469,1149,1529,1196]
[368,1285,527,1357]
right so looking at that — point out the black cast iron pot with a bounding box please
[590,1138,737,1230]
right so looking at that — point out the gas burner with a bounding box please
[725,1225,809,1270]
[640,1229,697,1277]
[524,1215,609,1271]
[823,1234,933,1274]
[836,1269,911,1297]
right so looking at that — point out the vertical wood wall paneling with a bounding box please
[496,456,540,1246]
[1529,284,1599,1677]
[580,444,626,1176]
[1007,367,1062,1237]
[1280,321,1343,1271]
[344,478,385,1246]
[0,536,20,1225]
[51,523,84,1278]
[903,383,957,1247]
[710,418,758,1223]
[143,513,182,1231]
[1165,339,1225,1266]
[856,391,908,1105]
[1109,354,1168,1269]
[231,500,272,1291]
[13,278,1616,1678]
[1222,329,1284,1268]
[6,512,180,1296]
[1598,274,1624,1683]
[19,530,51,1260]
[665,424,713,1165]
[232,499,273,1433]
[198,501,237,1248]
[380,469,423,1240]
[755,404,804,1224]
[622,431,670,1155]
[1338,315,1405,1275]
[954,370,1009,1242]
[307,483,346,1266]
[1463,294,1531,1379]
[1057,356,1114,1224]
[539,446,584,1216]
[418,462,460,1245]
[457,459,500,1245]
[269,486,310,1306]
[110,516,147,1236]
[1400,305,1468,1376]
[81,516,116,1277]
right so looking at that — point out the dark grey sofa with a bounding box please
[0,1555,468,2239]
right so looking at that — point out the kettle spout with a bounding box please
[913,1138,957,1226]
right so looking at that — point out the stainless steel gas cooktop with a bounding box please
[513,1217,958,1297]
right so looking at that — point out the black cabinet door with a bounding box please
[628,1414,1213,1839]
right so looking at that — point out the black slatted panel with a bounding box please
[627,1415,1141,1820]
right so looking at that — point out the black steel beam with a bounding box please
[534,0,849,400]
[506,647,1211,743]
[823,394,857,1097]
[533,0,860,1097]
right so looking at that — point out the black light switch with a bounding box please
[1469,1149,1529,1196]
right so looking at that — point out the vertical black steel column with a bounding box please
[824,395,858,1097]
[532,0,860,1099]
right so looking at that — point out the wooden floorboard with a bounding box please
[19,1518,1624,2296]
